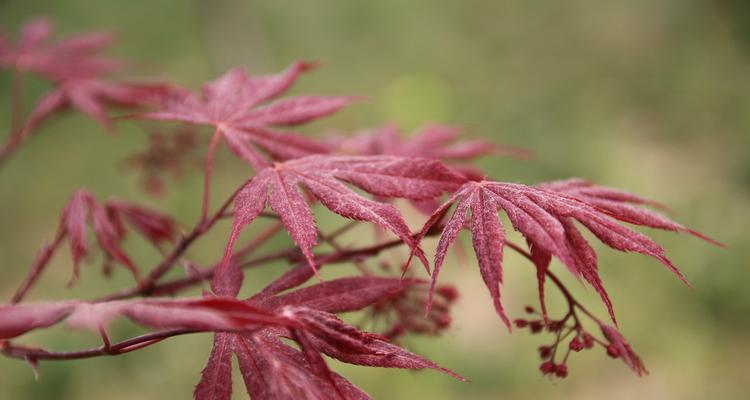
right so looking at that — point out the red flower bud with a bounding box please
[436,314,451,329]
[524,306,535,314]
[539,361,556,375]
[514,319,528,328]
[538,346,552,359]
[529,321,543,333]
[582,333,595,349]
[569,337,584,352]
[436,286,459,302]
[555,364,568,378]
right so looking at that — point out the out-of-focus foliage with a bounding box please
[0,1,746,399]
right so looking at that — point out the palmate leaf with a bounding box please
[335,123,530,162]
[22,79,166,134]
[0,17,166,146]
[135,62,354,170]
[224,155,466,275]
[0,297,285,340]
[0,17,120,80]
[195,276,461,400]
[11,190,178,303]
[414,180,716,328]
[331,124,531,194]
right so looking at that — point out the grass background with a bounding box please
[0,1,748,399]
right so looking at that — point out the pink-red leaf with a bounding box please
[1,17,120,80]
[286,307,464,381]
[134,62,349,169]
[225,155,460,274]
[0,298,286,339]
[105,200,177,246]
[601,324,648,376]
[416,180,713,326]
[258,276,416,313]
[0,303,73,339]
[238,96,356,127]
[194,333,234,400]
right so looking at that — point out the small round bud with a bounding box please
[538,346,552,359]
[514,319,528,328]
[555,364,568,378]
[436,314,452,329]
[524,306,535,314]
[569,337,584,352]
[530,321,543,333]
[539,361,556,375]
[436,286,459,302]
[582,333,595,349]
[606,345,621,358]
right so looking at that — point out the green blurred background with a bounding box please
[1,1,748,399]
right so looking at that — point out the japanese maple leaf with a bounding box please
[0,297,287,340]
[194,275,461,400]
[56,189,139,282]
[134,62,355,170]
[105,198,178,247]
[224,155,466,275]
[22,78,166,134]
[11,190,177,303]
[600,324,648,376]
[413,180,715,328]
[536,178,721,245]
[335,123,530,162]
[124,129,202,197]
[330,123,531,214]
[0,17,120,80]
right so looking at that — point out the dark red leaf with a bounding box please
[134,62,351,169]
[23,79,166,134]
[105,199,177,246]
[257,276,416,313]
[415,180,714,327]
[601,324,648,376]
[285,307,464,381]
[224,155,461,274]
[194,333,234,400]
[0,17,120,80]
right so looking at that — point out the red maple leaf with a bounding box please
[11,190,178,303]
[0,297,287,340]
[22,78,166,133]
[193,270,461,400]
[0,18,170,164]
[105,198,178,247]
[328,123,531,214]
[413,180,716,328]
[224,155,466,275]
[335,123,529,162]
[123,129,202,196]
[600,324,647,376]
[58,189,139,282]
[0,17,120,80]
[135,62,355,170]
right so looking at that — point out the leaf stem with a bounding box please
[0,71,25,169]
[1,329,198,362]
[199,129,222,223]
[128,179,246,296]
[505,241,602,325]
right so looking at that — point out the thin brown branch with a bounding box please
[505,241,602,324]
[130,180,248,295]
[1,329,198,362]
